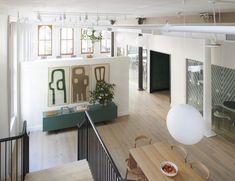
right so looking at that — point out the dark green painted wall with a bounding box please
[150,51,170,92]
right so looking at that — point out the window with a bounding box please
[100,31,111,53]
[38,25,52,56]
[60,28,74,55]
[81,28,93,54]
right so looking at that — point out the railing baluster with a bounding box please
[11,140,13,181]
[5,141,7,181]
[16,139,18,181]
[21,137,23,181]
[0,142,1,180]
[0,121,29,181]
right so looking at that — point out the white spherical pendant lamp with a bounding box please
[166,104,206,145]
[135,36,146,47]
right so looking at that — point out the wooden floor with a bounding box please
[29,82,235,181]
[25,160,93,181]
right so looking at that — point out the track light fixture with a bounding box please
[85,13,88,21]
[37,12,41,22]
[31,11,131,26]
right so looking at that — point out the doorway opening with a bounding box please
[150,50,171,102]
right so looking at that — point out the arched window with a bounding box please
[38,25,52,56]
[60,28,74,55]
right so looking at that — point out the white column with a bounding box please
[203,40,216,137]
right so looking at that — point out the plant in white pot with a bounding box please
[90,81,115,106]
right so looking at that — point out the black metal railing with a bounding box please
[77,111,133,181]
[0,121,29,181]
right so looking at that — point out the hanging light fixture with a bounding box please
[37,12,41,22]
[59,14,63,21]
[166,104,206,145]
[85,13,88,21]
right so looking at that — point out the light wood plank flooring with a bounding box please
[29,82,235,181]
[25,160,93,181]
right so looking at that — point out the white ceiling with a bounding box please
[1,0,235,17]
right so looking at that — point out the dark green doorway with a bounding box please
[150,51,170,93]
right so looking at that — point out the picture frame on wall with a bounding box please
[91,64,110,91]
[48,66,70,106]
[70,65,91,103]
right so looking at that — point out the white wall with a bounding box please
[0,14,9,138]
[21,57,129,131]
[212,41,235,69]
[147,35,205,106]
[115,32,206,106]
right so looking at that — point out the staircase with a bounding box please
[1,113,134,181]
[24,160,93,181]
[0,121,29,181]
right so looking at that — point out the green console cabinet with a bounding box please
[43,108,85,132]
[87,102,118,123]
[43,102,117,132]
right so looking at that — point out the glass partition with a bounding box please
[186,59,203,115]
[211,64,235,143]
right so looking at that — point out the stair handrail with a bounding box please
[0,121,28,143]
[0,120,29,181]
[78,111,135,181]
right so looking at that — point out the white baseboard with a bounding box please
[118,110,129,117]
[28,124,42,132]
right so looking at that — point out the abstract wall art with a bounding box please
[48,63,110,107]
[91,64,110,91]
[48,67,70,106]
[71,65,90,103]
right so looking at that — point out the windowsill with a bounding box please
[34,56,84,62]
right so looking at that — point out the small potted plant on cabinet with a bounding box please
[89,81,117,123]
[90,81,115,106]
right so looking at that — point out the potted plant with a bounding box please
[81,29,102,43]
[90,81,115,106]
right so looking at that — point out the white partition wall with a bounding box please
[21,57,130,131]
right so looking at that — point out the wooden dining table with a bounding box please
[129,142,204,181]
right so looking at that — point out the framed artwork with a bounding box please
[71,65,90,103]
[48,67,70,106]
[91,64,110,91]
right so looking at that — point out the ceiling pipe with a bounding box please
[165,25,235,34]
[112,24,235,35]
